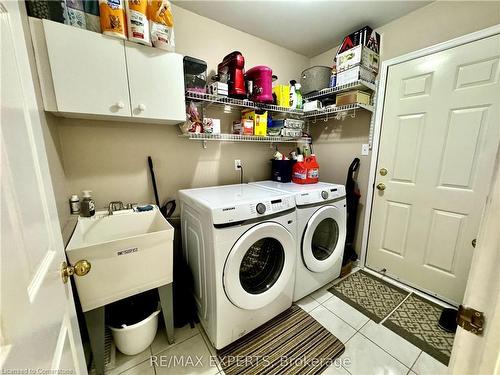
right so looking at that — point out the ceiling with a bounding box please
[173,1,431,57]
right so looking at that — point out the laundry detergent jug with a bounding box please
[306,154,320,183]
[292,155,308,184]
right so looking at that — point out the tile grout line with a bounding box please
[150,326,201,356]
[356,329,414,372]
[409,351,423,372]
[198,324,224,373]
[310,287,416,373]
[320,296,369,332]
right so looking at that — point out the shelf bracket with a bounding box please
[202,140,207,149]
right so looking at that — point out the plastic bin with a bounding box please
[107,290,160,356]
[271,159,296,183]
[109,307,160,355]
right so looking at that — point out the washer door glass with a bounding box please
[311,218,339,261]
[239,238,285,294]
[224,222,294,310]
[302,205,346,273]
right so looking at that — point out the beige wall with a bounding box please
[51,5,310,214]
[310,1,500,254]
[41,1,500,241]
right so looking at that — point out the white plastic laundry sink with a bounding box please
[66,206,173,312]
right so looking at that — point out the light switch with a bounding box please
[361,144,370,156]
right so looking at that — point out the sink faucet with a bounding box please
[108,201,124,215]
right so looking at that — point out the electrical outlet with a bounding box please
[234,159,242,170]
[361,144,370,156]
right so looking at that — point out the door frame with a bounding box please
[360,23,500,269]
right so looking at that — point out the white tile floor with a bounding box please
[104,270,449,375]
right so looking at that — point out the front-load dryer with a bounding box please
[178,184,296,349]
[252,181,346,301]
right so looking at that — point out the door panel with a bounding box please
[367,34,500,304]
[125,42,185,122]
[43,19,131,116]
[1,2,85,371]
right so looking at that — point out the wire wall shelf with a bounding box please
[185,91,303,115]
[303,103,374,119]
[179,133,311,149]
[303,79,376,101]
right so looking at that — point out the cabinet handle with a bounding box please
[115,101,125,109]
[138,104,146,112]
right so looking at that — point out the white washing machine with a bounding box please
[178,184,296,349]
[252,181,346,301]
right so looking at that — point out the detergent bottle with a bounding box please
[306,154,320,183]
[292,155,308,184]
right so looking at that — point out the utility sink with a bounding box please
[66,206,173,312]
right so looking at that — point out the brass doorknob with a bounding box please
[472,239,476,248]
[61,259,91,284]
[376,183,386,191]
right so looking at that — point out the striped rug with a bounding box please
[217,305,345,375]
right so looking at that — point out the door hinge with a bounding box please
[457,305,484,335]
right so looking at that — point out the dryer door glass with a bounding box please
[223,221,295,310]
[239,238,285,294]
[311,218,339,260]
[302,205,346,273]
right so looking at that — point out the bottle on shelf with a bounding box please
[80,190,96,217]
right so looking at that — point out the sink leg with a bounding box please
[158,283,174,344]
[84,306,105,375]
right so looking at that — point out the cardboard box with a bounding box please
[336,65,377,86]
[337,45,379,73]
[337,26,380,55]
[272,85,290,107]
[303,100,323,112]
[242,110,268,136]
[209,82,228,96]
[202,118,220,134]
[232,119,254,135]
[336,90,371,106]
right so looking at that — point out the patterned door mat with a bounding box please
[383,293,455,365]
[217,305,345,375]
[327,270,410,323]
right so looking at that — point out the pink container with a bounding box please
[245,66,274,103]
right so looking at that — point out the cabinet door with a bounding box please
[125,43,185,123]
[43,20,131,117]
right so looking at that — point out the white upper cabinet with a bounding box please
[125,42,185,122]
[29,19,185,124]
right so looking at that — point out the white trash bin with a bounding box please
[109,307,161,355]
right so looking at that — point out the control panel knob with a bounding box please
[321,191,329,200]
[256,203,266,214]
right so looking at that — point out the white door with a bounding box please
[366,34,500,304]
[1,2,86,373]
[125,43,185,122]
[43,19,131,117]
[223,222,295,310]
[302,205,346,272]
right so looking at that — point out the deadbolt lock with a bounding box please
[379,168,388,176]
[61,259,91,284]
[376,183,386,191]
